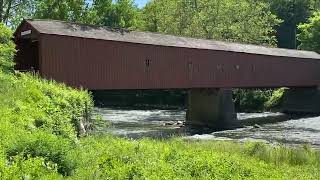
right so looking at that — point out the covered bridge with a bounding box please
[14,19,320,128]
[14,19,320,90]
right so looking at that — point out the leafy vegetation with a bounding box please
[142,0,280,46]
[264,88,286,110]
[261,0,314,49]
[298,11,320,53]
[0,23,15,73]
[65,136,320,179]
[233,89,273,112]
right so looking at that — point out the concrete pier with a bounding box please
[186,89,239,129]
[281,88,320,113]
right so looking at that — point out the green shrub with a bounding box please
[0,71,95,178]
[0,23,15,73]
[0,71,94,139]
[65,136,320,179]
[264,88,286,110]
[233,89,273,112]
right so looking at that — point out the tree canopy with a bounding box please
[262,0,314,49]
[142,0,281,46]
[87,0,142,29]
[33,0,89,23]
[298,11,320,53]
[0,0,34,26]
[0,23,15,72]
[1,0,319,51]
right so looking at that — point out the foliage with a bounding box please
[264,88,286,110]
[298,11,320,53]
[311,0,320,11]
[0,23,15,72]
[0,0,34,27]
[142,0,280,46]
[66,136,320,179]
[33,0,89,23]
[261,0,313,49]
[87,0,143,29]
[0,70,96,178]
[233,89,273,112]
[0,72,94,138]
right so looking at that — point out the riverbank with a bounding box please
[59,136,320,179]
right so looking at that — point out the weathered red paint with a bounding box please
[14,20,320,90]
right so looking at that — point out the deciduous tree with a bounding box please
[0,0,33,27]
[142,0,280,46]
[298,11,320,53]
[88,0,142,29]
[34,0,89,22]
[0,23,15,72]
[262,0,313,49]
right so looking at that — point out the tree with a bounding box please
[310,0,320,11]
[298,11,320,53]
[0,0,34,27]
[88,0,142,29]
[33,0,89,23]
[142,0,280,46]
[263,0,313,49]
[0,22,15,72]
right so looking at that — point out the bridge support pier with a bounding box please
[186,89,239,129]
[281,87,320,113]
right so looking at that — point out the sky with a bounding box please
[134,0,150,8]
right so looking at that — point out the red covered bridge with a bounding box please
[14,19,320,90]
[14,19,320,128]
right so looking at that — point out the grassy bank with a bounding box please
[66,136,320,179]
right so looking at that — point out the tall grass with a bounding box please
[65,136,320,179]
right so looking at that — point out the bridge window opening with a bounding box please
[217,64,224,72]
[145,59,151,67]
[235,65,240,70]
[251,65,256,72]
[188,62,193,81]
[188,62,193,69]
[15,38,39,72]
[217,64,221,70]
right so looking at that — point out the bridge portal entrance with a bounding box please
[15,38,39,72]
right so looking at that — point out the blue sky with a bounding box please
[134,0,150,8]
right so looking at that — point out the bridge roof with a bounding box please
[21,19,320,59]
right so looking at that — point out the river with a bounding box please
[94,107,320,148]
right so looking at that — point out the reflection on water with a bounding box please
[94,107,320,147]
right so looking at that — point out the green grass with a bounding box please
[2,134,320,179]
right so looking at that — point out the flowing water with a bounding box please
[94,107,320,148]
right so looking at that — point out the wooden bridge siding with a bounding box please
[39,34,320,90]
